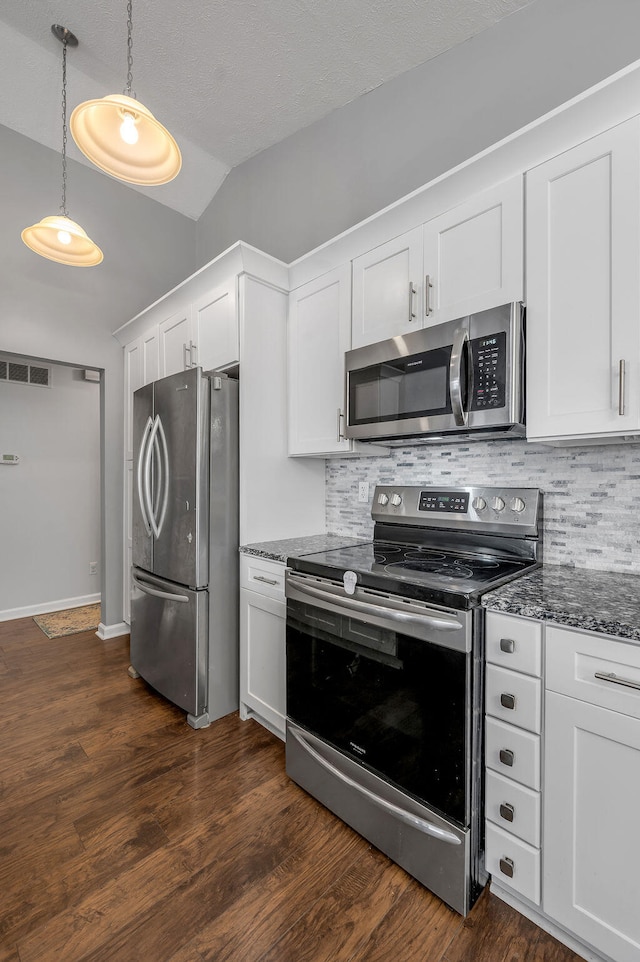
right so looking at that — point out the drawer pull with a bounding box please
[500,693,516,710]
[500,638,515,653]
[254,575,279,586]
[499,748,514,767]
[499,802,515,823]
[595,671,640,693]
[499,857,514,878]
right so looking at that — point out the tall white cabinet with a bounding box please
[526,116,640,443]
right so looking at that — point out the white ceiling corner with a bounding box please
[0,0,537,221]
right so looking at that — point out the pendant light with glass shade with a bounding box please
[70,0,181,185]
[22,26,103,267]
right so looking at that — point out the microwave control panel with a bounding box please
[470,332,506,410]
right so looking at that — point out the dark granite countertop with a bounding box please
[482,563,640,644]
[240,533,370,564]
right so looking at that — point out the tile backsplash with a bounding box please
[326,439,640,573]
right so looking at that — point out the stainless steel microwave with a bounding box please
[345,302,525,445]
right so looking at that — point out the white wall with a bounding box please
[196,0,640,265]
[0,361,101,617]
[0,124,197,629]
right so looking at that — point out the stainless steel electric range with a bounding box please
[285,484,542,916]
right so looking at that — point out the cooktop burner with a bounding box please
[288,485,542,610]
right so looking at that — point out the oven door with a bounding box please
[285,571,484,915]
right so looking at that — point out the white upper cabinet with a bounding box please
[422,176,523,327]
[351,227,423,348]
[192,279,239,372]
[349,178,523,350]
[158,305,193,377]
[288,265,353,456]
[526,117,640,442]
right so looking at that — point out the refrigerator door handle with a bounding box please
[144,416,162,538]
[155,415,170,537]
[136,416,154,536]
[132,573,190,603]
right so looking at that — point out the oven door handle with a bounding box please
[449,326,469,427]
[289,726,462,845]
[288,578,462,633]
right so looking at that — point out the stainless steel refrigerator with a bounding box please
[130,367,239,729]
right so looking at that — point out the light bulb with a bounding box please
[120,112,139,145]
[57,230,72,245]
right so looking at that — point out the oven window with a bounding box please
[348,347,452,425]
[286,600,469,826]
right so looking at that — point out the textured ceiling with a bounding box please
[0,0,537,219]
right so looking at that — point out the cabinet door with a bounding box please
[240,587,286,739]
[124,338,143,461]
[288,266,352,455]
[351,227,423,348]
[526,118,640,441]
[423,176,523,327]
[141,326,159,385]
[192,280,239,372]
[544,691,640,962]
[159,306,192,377]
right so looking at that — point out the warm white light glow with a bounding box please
[120,112,139,145]
[57,229,72,245]
[21,214,103,267]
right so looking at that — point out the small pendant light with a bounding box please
[70,0,181,186]
[22,26,103,267]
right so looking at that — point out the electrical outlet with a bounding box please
[89,562,98,576]
[358,481,370,503]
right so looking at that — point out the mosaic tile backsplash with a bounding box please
[325,439,640,573]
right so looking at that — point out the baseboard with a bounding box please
[490,882,610,962]
[96,622,129,640]
[0,593,101,623]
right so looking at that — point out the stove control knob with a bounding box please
[377,492,389,506]
[491,496,505,512]
[510,497,526,513]
[390,493,403,507]
[472,496,487,512]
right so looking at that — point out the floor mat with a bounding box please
[33,603,101,638]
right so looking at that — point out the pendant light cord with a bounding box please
[60,36,68,218]
[125,0,134,98]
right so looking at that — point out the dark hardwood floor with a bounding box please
[0,615,583,962]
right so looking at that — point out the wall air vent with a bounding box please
[0,357,51,388]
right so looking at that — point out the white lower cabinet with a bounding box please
[484,611,543,906]
[239,555,286,740]
[544,626,640,962]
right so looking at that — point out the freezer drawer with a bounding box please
[130,568,208,716]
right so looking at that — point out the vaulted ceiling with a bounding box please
[0,0,536,219]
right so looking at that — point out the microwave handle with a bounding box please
[450,327,469,426]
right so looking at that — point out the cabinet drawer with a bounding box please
[240,555,286,600]
[486,664,542,732]
[486,822,540,905]
[546,625,640,720]
[485,716,540,790]
[485,769,540,847]
[485,611,542,677]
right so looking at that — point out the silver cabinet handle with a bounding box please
[190,340,197,367]
[425,274,433,316]
[254,575,278,586]
[619,359,626,416]
[449,327,469,427]
[595,670,640,692]
[500,693,516,710]
[499,857,514,878]
[183,342,190,370]
[499,802,515,823]
[499,748,514,767]
[500,638,516,653]
[337,407,344,442]
[132,574,189,603]
[408,281,416,321]
[289,725,461,845]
